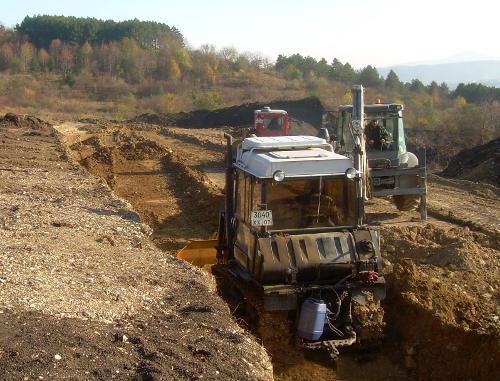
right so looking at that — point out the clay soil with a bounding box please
[54,115,500,381]
[1,110,498,381]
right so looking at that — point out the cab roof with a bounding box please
[241,135,326,150]
[254,108,287,115]
[236,136,353,178]
[338,103,403,113]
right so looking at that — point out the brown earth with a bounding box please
[1,109,498,381]
[440,137,500,186]
[130,96,324,131]
[0,116,272,380]
[56,116,500,381]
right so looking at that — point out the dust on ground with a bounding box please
[0,114,272,380]
[59,114,500,381]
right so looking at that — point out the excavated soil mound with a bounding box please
[441,137,500,185]
[0,113,52,130]
[0,116,273,380]
[381,223,499,381]
[64,121,225,249]
[119,139,165,160]
[132,96,325,129]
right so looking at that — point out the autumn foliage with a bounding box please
[0,15,498,158]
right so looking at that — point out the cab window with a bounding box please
[263,117,283,131]
[265,178,357,229]
[365,113,399,151]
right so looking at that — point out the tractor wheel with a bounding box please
[393,194,420,211]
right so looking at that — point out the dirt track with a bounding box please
[54,117,499,381]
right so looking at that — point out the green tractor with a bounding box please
[323,89,427,219]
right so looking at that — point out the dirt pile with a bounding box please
[441,137,500,185]
[0,113,52,130]
[380,223,499,381]
[132,96,325,129]
[62,120,226,252]
[0,116,273,380]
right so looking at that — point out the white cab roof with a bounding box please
[241,135,327,150]
[254,108,287,115]
[236,147,353,178]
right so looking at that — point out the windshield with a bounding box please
[337,110,400,153]
[364,113,397,151]
[260,177,357,230]
[262,117,283,131]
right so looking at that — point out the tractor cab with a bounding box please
[233,136,360,239]
[335,103,407,168]
[324,97,427,218]
[253,107,290,137]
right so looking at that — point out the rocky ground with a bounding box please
[54,115,499,381]
[1,110,498,381]
[0,114,272,380]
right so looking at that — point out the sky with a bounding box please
[2,0,499,68]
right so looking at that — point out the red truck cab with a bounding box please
[252,107,290,137]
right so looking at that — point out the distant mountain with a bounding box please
[378,61,500,88]
[399,51,500,65]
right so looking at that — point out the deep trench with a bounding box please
[70,133,498,381]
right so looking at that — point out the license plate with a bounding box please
[251,210,273,226]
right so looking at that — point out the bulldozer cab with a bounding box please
[254,107,290,137]
[234,174,358,232]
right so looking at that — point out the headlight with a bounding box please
[273,170,285,182]
[345,167,357,179]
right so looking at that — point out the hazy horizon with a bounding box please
[2,0,499,68]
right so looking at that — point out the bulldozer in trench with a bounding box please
[178,86,386,359]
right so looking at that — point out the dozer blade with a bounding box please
[176,239,219,268]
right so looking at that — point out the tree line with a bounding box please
[275,53,500,104]
[0,15,498,107]
[453,83,500,104]
[4,17,267,80]
[15,15,184,48]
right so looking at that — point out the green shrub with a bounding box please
[193,91,224,110]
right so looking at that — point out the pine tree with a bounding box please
[358,65,383,88]
[385,69,402,89]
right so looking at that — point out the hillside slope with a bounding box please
[0,114,272,381]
